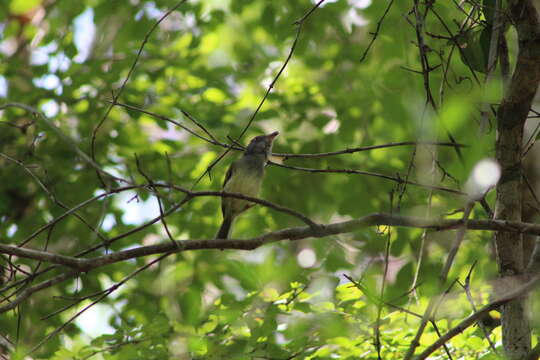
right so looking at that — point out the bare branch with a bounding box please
[112,102,466,158]
[271,162,465,195]
[274,141,466,159]
[109,101,233,150]
[134,155,176,244]
[90,0,188,186]
[0,152,107,242]
[195,0,327,187]
[359,0,395,62]
[3,213,540,278]
[0,271,79,313]
[293,0,327,25]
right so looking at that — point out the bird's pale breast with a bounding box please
[223,160,264,215]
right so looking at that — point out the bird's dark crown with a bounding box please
[244,131,278,156]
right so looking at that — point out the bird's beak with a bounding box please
[266,131,279,141]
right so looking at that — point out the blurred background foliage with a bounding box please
[0,0,535,358]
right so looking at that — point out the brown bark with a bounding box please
[494,1,540,358]
[522,131,540,265]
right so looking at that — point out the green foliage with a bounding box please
[0,0,525,359]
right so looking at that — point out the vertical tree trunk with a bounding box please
[494,1,540,359]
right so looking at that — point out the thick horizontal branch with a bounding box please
[2,213,540,274]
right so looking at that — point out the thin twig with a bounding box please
[0,152,107,244]
[271,162,465,195]
[359,0,395,62]
[416,272,540,360]
[194,0,326,188]
[107,101,467,158]
[404,201,474,359]
[458,262,500,356]
[108,101,229,148]
[26,253,171,355]
[134,154,176,245]
[0,103,124,183]
[90,0,188,186]
[374,191,394,359]
[275,141,467,159]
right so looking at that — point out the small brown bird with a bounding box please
[215,131,279,239]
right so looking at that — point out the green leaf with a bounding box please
[9,0,40,15]
[179,289,202,326]
[293,302,312,313]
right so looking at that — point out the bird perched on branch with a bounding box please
[216,131,279,239]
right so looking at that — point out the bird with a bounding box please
[215,131,279,239]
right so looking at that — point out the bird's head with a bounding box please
[245,131,279,157]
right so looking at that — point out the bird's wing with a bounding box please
[223,161,236,189]
[221,161,236,215]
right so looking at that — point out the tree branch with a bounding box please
[0,103,123,183]
[415,271,540,359]
[90,0,188,186]
[111,101,467,159]
[271,162,465,195]
[0,271,79,313]
[3,213,540,276]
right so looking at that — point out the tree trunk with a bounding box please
[494,1,540,359]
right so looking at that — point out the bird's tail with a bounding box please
[215,216,233,239]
